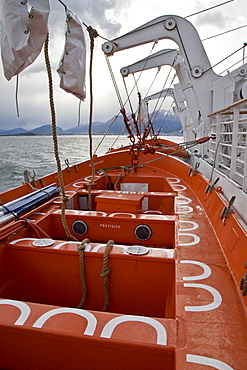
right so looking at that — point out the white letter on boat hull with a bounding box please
[33,308,97,335]
[186,354,233,369]
[100,315,167,345]
[184,283,222,311]
[0,299,30,326]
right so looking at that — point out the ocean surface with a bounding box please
[0,135,181,193]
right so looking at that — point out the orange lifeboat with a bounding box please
[0,145,247,369]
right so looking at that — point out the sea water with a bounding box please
[0,135,181,193]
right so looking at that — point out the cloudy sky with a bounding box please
[0,0,246,131]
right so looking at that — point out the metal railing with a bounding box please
[209,98,247,192]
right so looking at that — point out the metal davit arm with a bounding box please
[102,15,217,80]
[120,49,179,76]
[102,15,219,136]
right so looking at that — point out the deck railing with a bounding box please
[209,98,247,192]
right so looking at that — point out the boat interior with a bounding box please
[1,2,247,368]
[0,162,178,315]
[0,144,247,369]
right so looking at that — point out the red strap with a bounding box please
[197,136,214,144]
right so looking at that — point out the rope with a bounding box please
[203,45,247,75]
[150,68,176,123]
[94,115,120,154]
[150,71,177,136]
[110,125,127,147]
[122,76,135,115]
[202,24,247,42]
[144,66,161,98]
[77,99,82,126]
[118,41,159,112]
[220,56,247,75]
[101,42,158,152]
[114,166,130,190]
[82,21,118,45]
[57,0,67,10]
[0,202,50,239]
[15,75,20,117]
[28,222,52,239]
[44,30,77,242]
[0,202,20,221]
[185,0,234,18]
[85,26,99,211]
[45,28,93,308]
[77,238,90,308]
[105,55,124,109]
[131,40,158,95]
[100,239,114,311]
[209,136,224,182]
[100,137,212,179]
[157,99,174,136]
[124,136,214,171]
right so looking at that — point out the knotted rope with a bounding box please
[84,25,98,211]
[44,30,77,242]
[77,238,90,308]
[100,239,114,311]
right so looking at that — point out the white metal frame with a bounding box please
[209,98,247,192]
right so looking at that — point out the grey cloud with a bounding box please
[53,0,130,38]
[194,11,229,29]
[23,62,47,75]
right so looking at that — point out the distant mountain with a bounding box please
[65,125,87,135]
[64,111,182,135]
[0,110,182,136]
[152,112,182,134]
[65,121,104,135]
[0,127,29,135]
[30,124,66,135]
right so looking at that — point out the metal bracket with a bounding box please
[65,159,70,172]
[205,177,220,194]
[29,171,36,187]
[23,169,30,184]
[188,162,200,176]
[240,270,247,296]
[23,170,36,187]
[193,162,200,175]
[188,167,193,176]
[220,196,236,224]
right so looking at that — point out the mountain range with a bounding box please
[0,110,182,136]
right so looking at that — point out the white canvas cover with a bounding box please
[0,0,50,80]
[138,99,148,125]
[57,8,86,101]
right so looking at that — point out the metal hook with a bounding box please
[188,162,200,176]
[58,0,67,11]
[205,177,220,194]
[240,262,247,296]
[220,195,236,224]
[193,162,200,175]
[65,159,70,172]
[29,171,36,186]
